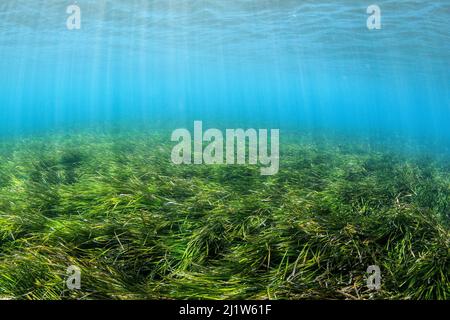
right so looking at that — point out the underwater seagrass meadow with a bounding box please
[0,1,449,300]
[0,129,448,300]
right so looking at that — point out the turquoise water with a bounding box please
[0,1,449,144]
[0,2,449,301]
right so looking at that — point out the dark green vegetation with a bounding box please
[0,129,448,300]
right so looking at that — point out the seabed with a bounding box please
[0,128,448,300]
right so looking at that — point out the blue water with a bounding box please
[0,1,449,145]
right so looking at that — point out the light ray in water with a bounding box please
[0,1,448,302]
